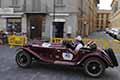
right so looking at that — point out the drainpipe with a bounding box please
[23,0,26,12]
[50,0,56,40]
[53,0,56,38]
[0,0,1,8]
[80,0,83,35]
[53,0,56,21]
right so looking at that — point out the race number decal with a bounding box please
[62,52,73,60]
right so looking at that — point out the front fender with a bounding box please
[16,47,41,59]
[16,47,54,63]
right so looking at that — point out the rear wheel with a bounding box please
[84,57,105,77]
[16,50,32,68]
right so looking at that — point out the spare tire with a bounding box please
[89,43,97,51]
[105,48,118,67]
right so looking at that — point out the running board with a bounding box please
[54,61,75,66]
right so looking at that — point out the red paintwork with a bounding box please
[17,42,115,67]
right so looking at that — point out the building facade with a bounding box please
[78,0,99,36]
[0,0,47,39]
[42,0,99,39]
[0,0,99,40]
[0,0,24,33]
[97,10,111,31]
[110,0,120,29]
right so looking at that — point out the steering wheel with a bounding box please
[62,40,75,50]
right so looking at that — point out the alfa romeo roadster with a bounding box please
[15,40,118,77]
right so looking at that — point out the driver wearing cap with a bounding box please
[73,36,84,53]
[63,35,84,54]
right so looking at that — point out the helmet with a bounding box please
[75,36,82,41]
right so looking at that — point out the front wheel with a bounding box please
[83,57,105,77]
[16,50,32,68]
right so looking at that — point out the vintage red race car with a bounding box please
[15,40,118,77]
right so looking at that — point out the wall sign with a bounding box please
[0,8,14,14]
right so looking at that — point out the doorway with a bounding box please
[29,16,44,39]
[53,22,64,38]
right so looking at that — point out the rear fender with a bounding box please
[77,53,113,67]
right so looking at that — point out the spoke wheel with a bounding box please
[84,57,105,77]
[16,50,32,68]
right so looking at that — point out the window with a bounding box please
[97,20,99,25]
[97,26,99,28]
[106,14,109,19]
[56,0,63,5]
[12,0,18,6]
[106,21,110,26]
[32,0,41,11]
[101,20,103,25]
[101,14,104,19]
[56,0,64,6]
[97,14,99,18]
[7,18,21,33]
[113,2,118,13]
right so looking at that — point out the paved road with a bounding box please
[87,31,114,40]
[0,46,120,80]
[0,31,120,80]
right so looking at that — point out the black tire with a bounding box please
[16,50,32,68]
[114,35,117,39]
[105,48,118,67]
[84,57,105,77]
